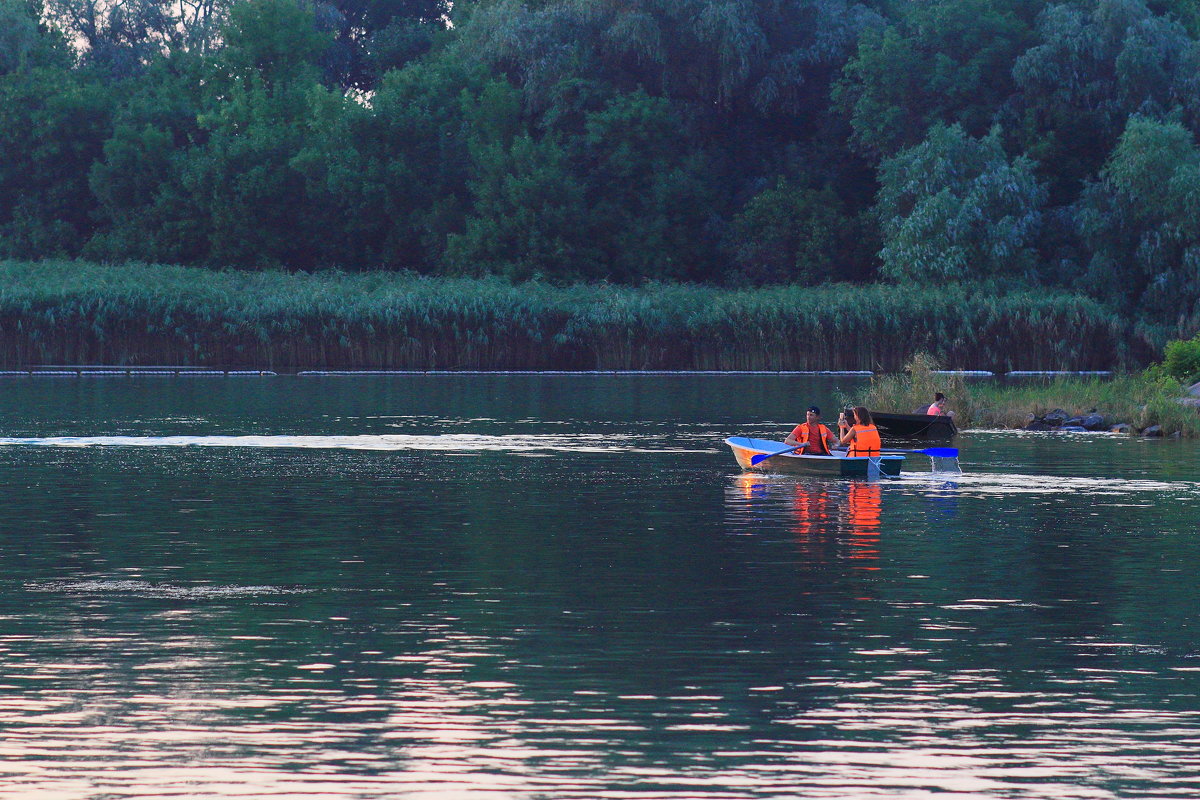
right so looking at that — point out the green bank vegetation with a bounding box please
[1,0,1199,354]
[852,353,1200,437]
[1161,332,1200,384]
[0,260,1157,372]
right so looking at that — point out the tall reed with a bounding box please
[0,260,1158,371]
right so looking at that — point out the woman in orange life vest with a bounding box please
[838,406,882,456]
[784,406,838,455]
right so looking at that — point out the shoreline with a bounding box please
[0,366,1114,377]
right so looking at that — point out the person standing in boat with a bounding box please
[926,392,954,417]
[785,406,838,455]
[839,406,882,456]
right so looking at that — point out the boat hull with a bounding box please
[872,412,957,440]
[725,437,903,477]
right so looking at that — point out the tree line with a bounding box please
[2,0,1199,335]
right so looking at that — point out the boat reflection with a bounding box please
[846,481,881,569]
[729,474,883,569]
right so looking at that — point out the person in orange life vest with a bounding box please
[784,406,837,455]
[839,406,882,456]
[926,392,954,417]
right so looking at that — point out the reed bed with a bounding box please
[0,260,1155,372]
[851,354,1200,437]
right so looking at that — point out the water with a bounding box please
[0,375,1198,799]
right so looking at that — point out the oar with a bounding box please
[880,447,958,458]
[749,445,802,465]
[751,445,958,465]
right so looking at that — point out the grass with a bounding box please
[849,355,1200,437]
[0,259,1165,372]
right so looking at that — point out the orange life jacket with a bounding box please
[848,424,881,456]
[790,422,832,455]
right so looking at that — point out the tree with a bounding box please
[0,62,112,256]
[1010,0,1200,201]
[453,0,882,237]
[298,53,486,270]
[1,0,69,74]
[444,79,598,281]
[85,51,211,263]
[176,0,352,268]
[1076,115,1200,325]
[46,0,228,76]
[835,0,1038,161]
[731,179,861,284]
[572,89,716,282]
[875,123,1047,282]
[315,0,449,90]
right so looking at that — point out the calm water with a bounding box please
[0,375,1198,799]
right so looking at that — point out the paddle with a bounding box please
[750,444,957,466]
[749,445,802,465]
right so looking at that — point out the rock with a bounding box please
[1065,416,1084,427]
[1142,425,1163,437]
[1059,425,1088,432]
[1042,408,1069,426]
[1024,420,1056,431]
[1110,423,1134,434]
[1188,382,1200,398]
[1180,397,1200,408]
[1170,431,1183,439]
[1081,413,1106,430]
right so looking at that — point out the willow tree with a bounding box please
[1077,116,1200,328]
[834,0,1039,161]
[875,123,1047,283]
[1010,0,1200,201]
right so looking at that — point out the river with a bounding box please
[0,374,1197,799]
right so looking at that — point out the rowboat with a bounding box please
[725,437,904,477]
[872,412,957,440]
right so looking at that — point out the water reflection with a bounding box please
[729,474,883,570]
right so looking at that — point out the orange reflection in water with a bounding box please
[731,473,885,572]
[792,482,832,538]
[787,480,882,571]
[846,481,881,569]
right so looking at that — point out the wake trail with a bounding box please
[0,434,701,454]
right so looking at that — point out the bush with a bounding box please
[1161,333,1200,383]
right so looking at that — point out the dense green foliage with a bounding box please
[0,260,1150,371]
[1,0,1199,338]
[1161,332,1200,382]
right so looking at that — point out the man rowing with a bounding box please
[784,406,838,456]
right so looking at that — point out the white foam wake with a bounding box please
[0,434,698,453]
[915,471,1200,497]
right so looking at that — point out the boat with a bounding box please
[871,412,957,440]
[725,437,904,477]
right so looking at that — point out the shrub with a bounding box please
[1161,333,1200,383]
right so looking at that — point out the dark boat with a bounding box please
[872,412,957,440]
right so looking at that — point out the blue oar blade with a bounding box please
[750,446,797,465]
[920,447,958,458]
